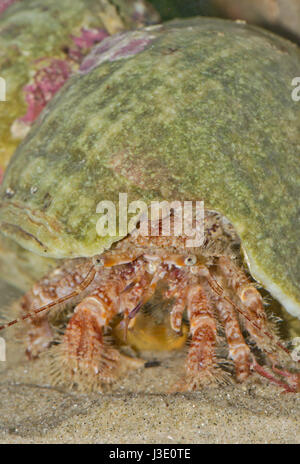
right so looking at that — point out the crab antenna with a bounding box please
[0,265,96,331]
[206,272,292,358]
[128,300,143,320]
[128,270,163,321]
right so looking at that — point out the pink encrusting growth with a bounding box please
[0,0,19,16]
[18,28,108,126]
[80,31,154,74]
[109,38,154,60]
[20,59,71,124]
[68,27,109,62]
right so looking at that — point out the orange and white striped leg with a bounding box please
[63,288,120,383]
[170,296,186,334]
[218,256,300,392]
[184,284,218,389]
[218,256,282,359]
[19,260,95,359]
[165,280,187,334]
[163,267,189,334]
[62,271,149,384]
[215,295,250,382]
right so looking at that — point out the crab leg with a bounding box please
[251,357,299,393]
[218,256,300,391]
[214,295,251,382]
[185,284,218,388]
[218,256,284,356]
[22,311,53,360]
[164,269,188,333]
[169,292,187,333]
[17,261,96,358]
[63,287,121,381]
[165,280,187,333]
[62,268,150,381]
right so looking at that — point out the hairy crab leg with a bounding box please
[169,290,187,334]
[63,286,121,380]
[0,262,96,358]
[23,312,53,360]
[184,283,218,389]
[0,264,96,331]
[164,269,189,333]
[62,265,150,381]
[204,260,290,357]
[0,260,96,357]
[214,294,251,382]
[217,256,300,391]
[217,256,289,357]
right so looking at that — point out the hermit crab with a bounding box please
[0,17,299,392]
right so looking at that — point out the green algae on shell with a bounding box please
[0,17,299,320]
[0,0,160,170]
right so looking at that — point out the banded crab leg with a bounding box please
[62,262,155,382]
[217,256,300,392]
[217,257,278,352]
[214,294,251,382]
[169,287,187,334]
[184,283,219,389]
[62,285,123,382]
[164,268,189,334]
[165,262,244,388]
[3,251,145,359]
[10,261,97,359]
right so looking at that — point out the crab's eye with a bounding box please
[93,257,104,267]
[184,255,197,266]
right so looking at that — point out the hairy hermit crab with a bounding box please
[0,17,299,392]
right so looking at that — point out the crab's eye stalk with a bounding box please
[184,255,197,266]
[93,256,104,267]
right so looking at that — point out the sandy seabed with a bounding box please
[0,279,299,444]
